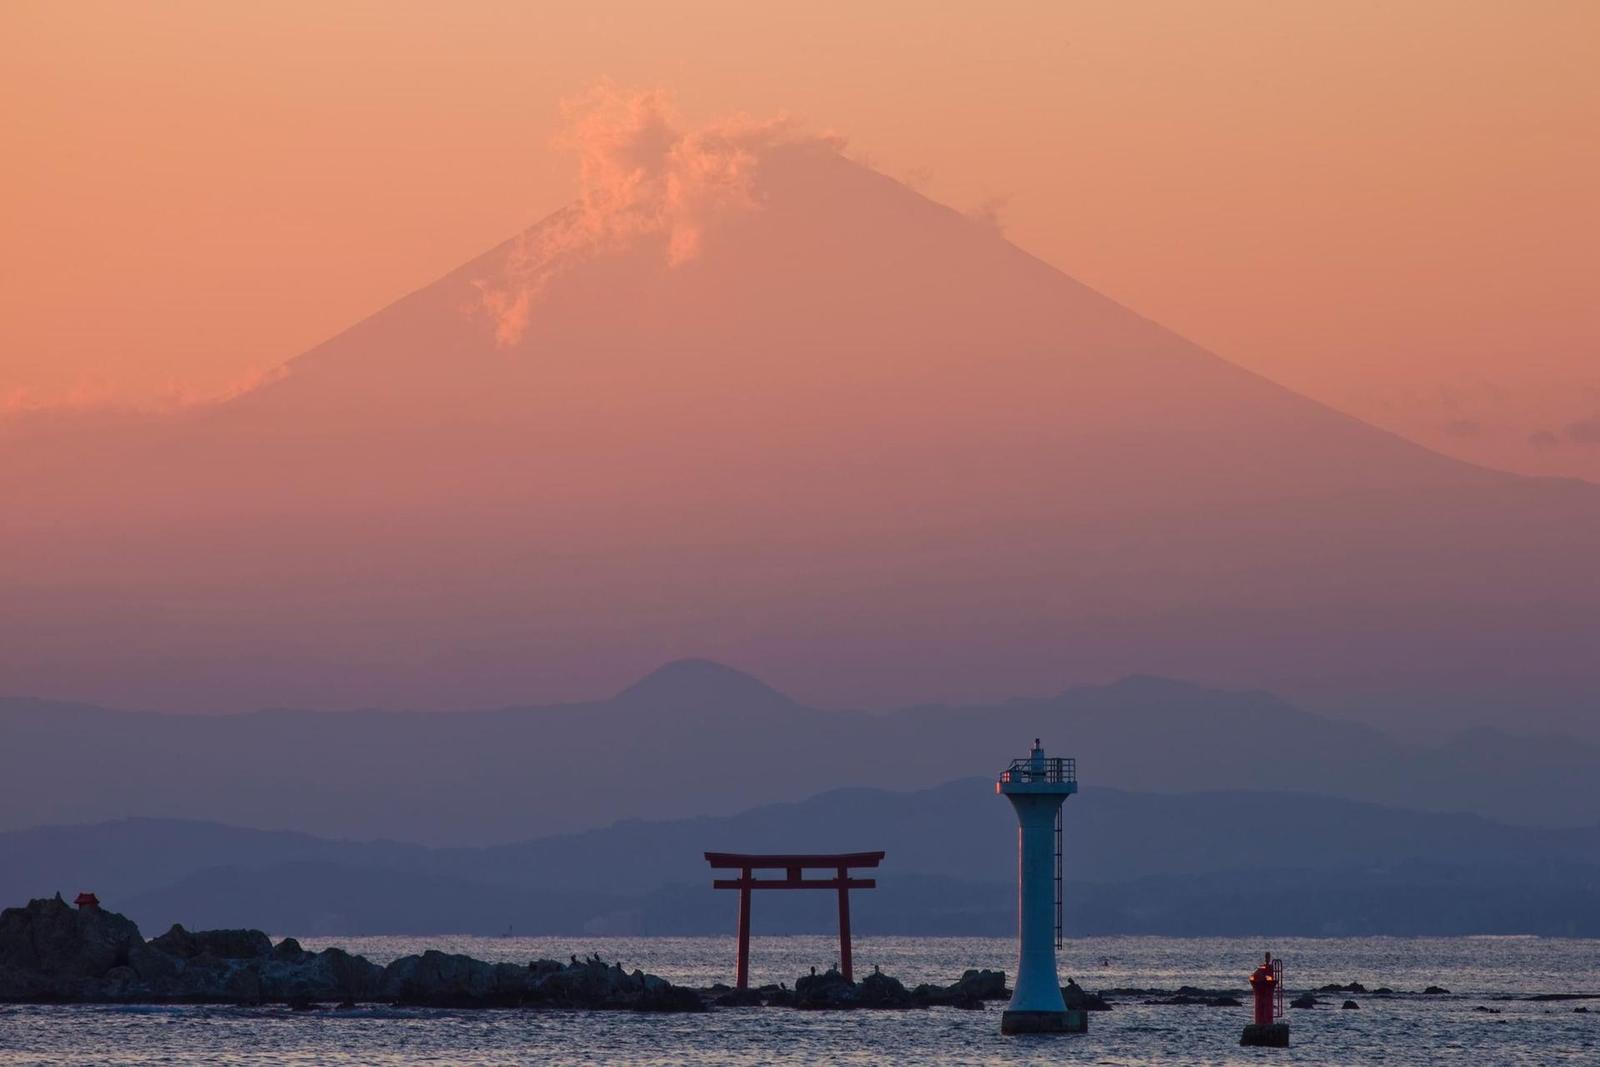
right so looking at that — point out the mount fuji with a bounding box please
[2,127,1595,729]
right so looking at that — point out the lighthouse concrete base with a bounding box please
[1239,1022,1290,1047]
[1001,1009,1088,1034]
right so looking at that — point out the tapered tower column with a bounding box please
[996,739,1081,1034]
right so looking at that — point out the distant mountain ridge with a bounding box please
[2,667,1597,851]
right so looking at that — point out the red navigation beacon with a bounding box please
[1241,951,1290,1047]
[1249,952,1283,1026]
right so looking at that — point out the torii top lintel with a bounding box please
[704,851,885,889]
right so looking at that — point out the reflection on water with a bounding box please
[2,936,1595,1066]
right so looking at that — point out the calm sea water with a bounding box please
[3,935,1596,1065]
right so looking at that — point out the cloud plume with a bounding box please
[476,85,838,346]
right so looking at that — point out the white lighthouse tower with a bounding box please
[996,738,1082,1034]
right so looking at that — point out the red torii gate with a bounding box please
[705,851,885,989]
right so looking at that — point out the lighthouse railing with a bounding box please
[999,757,1076,785]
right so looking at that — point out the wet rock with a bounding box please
[381,950,537,1007]
[910,981,973,1009]
[1147,985,1241,1007]
[636,983,706,1013]
[1320,981,1367,994]
[519,955,702,1012]
[223,964,264,1005]
[1472,1006,1501,1014]
[378,950,707,1012]
[101,965,142,1000]
[0,897,697,1011]
[533,956,642,1007]
[950,968,1008,1000]
[527,958,567,983]
[0,895,143,998]
[1153,993,1240,1007]
[1342,999,1359,1009]
[1290,993,1318,1009]
[910,968,1008,1009]
[795,966,857,1009]
[273,938,307,962]
[789,966,921,1010]
[149,924,273,961]
[1423,985,1451,995]
[261,946,383,1004]
[1063,979,1113,1011]
[125,942,180,989]
[714,987,764,1007]
[856,971,914,1009]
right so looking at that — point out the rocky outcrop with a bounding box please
[0,898,385,1004]
[790,965,1023,1011]
[1117,984,1239,1007]
[378,951,704,1011]
[1062,978,1113,1011]
[0,895,142,1000]
[0,899,700,1011]
[911,967,1009,1009]
[380,950,537,1007]
[1151,992,1241,1007]
[149,924,274,960]
[855,971,915,1008]
[794,966,862,1009]
[710,984,768,1007]
[949,968,1009,1000]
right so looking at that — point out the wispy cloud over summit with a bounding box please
[474,85,841,345]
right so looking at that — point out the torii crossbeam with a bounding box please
[704,851,886,989]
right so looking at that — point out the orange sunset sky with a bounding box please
[3,1,1598,480]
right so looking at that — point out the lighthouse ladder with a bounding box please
[1053,807,1063,949]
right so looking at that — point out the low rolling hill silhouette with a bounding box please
[5,780,1596,938]
[2,666,1596,846]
